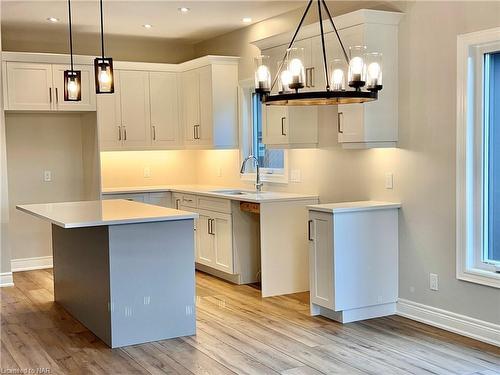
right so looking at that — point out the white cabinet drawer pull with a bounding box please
[337,112,344,134]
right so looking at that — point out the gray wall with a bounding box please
[194,1,500,325]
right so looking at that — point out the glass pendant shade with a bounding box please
[348,45,367,89]
[254,55,271,94]
[329,59,346,91]
[94,57,114,93]
[64,70,81,101]
[287,47,305,91]
[365,52,383,91]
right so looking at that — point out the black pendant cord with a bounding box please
[67,0,74,70]
[320,0,349,64]
[99,0,105,59]
[317,0,330,90]
[270,0,313,92]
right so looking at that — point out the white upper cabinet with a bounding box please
[180,59,239,149]
[254,9,403,149]
[118,70,151,148]
[149,72,180,148]
[4,61,96,111]
[97,71,122,150]
[52,64,96,111]
[263,44,320,148]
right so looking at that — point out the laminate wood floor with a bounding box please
[1,269,499,375]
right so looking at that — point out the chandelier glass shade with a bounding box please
[254,0,382,106]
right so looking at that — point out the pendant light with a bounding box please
[63,0,81,101]
[254,0,382,106]
[94,0,114,94]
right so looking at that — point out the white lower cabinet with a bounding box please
[308,203,399,323]
[193,208,234,274]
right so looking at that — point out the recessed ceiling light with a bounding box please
[242,17,252,23]
[46,17,60,23]
[143,24,153,29]
[178,7,190,13]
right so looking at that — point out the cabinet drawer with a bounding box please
[197,196,231,214]
[179,194,197,208]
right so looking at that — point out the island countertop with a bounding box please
[17,199,199,229]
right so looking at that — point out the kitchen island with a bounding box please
[17,199,198,348]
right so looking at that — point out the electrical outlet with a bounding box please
[143,167,151,178]
[291,169,301,183]
[217,167,222,177]
[43,170,52,182]
[385,173,394,189]
[430,273,438,291]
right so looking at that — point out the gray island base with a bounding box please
[17,200,198,348]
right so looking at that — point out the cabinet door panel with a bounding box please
[309,212,334,310]
[212,213,234,274]
[263,106,288,145]
[198,66,213,145]
[119,70,151,148]
[52,64,96,111]
[6,62,53,110]
[97,71,122,150]
[197,213,215,266]
[150,72,180,148]
[181,70,200,144]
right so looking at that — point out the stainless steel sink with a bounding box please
[210,189,254,195]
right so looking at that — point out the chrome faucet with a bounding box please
[240,155,263,192]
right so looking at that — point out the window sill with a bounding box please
[457,267,500,289]
[241,173,288,184]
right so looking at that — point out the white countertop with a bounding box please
[101,185,319,203]
[307,201,401,213]
[17,199,198,229]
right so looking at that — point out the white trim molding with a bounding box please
[11,255,53,272]
[0,272,14,287]
[397,299,500,347]
[456,27,500,288]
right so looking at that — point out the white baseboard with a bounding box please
[11,256,53,272]
[0,272,14,287]
[397,298,500,347]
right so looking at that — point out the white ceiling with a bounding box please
[1,1,306,43]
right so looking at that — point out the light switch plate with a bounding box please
[43,170,52,182]
[385,173,394,189]
[143,167,151,178]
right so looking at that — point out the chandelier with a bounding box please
[254,0,383,106]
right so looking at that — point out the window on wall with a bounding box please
[239,80,287,182]
[484,51,500,264]
[457,28,500,288]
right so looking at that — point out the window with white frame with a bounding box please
[239,80,287,182]
[457,27,500,288]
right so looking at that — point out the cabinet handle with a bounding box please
[208,218,212,234]
[210,219,215,235]
[308,220,314,241]
[49,87,52,103]
[118,126,122,141]
[281,117,287,136]
[152,125,156,141]
[195,125,200,139]
[337,112,344,134]
[305,68,310,88]
[123,126,127,140]
[183,198,193,203]
[55,88,59,104]
[193,125,197,140]
[310,67,315,88]
[175,199,181,209]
